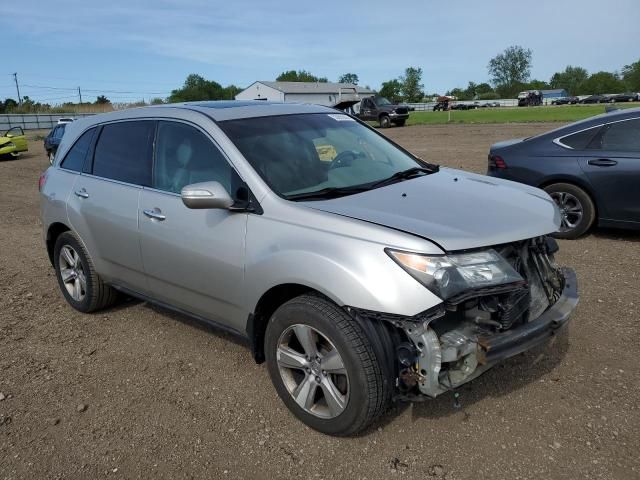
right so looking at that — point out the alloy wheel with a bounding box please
[276,324,349,419]
[58,245,87,302]
[550,191,583,232]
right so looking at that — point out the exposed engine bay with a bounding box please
[348,236,577,400]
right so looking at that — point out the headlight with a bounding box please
[387,248,524,300]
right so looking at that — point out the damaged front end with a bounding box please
[349,236,578,399]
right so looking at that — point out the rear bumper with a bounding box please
[478,267,578,363]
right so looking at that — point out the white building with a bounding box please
[235,81,375,109]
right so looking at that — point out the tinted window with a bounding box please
[92,121,155,186]
[561,126,602,149]
[599,119,640,152]
[153,121,232,194]
[54,125,66,139]
[60,128,95,172]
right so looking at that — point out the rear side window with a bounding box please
[60,128,95,172]
[54,125,66,139]
[92,121,155,186]
[599,118,640,152]
[559,126,601,149]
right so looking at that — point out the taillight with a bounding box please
[488,154,507,169]
[38,171,48,192]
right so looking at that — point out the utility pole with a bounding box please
[78,86,83,104]
[13,73,22,105]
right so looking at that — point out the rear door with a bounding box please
[577,117,640,223]
[67,120,155,292]
[138,120,247,331]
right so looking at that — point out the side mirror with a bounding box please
[181,181,234,210]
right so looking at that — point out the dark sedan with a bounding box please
[43,123,66,164]
[579,95,605,104]
[487,108,640,238]
[551,96,579,105]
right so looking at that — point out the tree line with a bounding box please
[2,50,639,113]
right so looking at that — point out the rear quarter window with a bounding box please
[60,128,96,172]
[559,126,602,149]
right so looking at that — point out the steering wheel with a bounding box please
[329,150,363,170]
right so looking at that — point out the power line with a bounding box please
[21,83,170,95]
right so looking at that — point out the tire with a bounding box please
[394,119,406,127]
[265,294,392,436]
[53,231,118,312]
[48,151,55,165]
[544,183,596,239]
[379,115,391,128]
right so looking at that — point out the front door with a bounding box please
[578,117,640,223]
[138,120,247,331]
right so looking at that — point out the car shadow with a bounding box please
[590,227,640,243]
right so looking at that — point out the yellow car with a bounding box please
[0,127,28,158]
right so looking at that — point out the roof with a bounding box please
[540,89,568,94]
[254,81,375,95]
[64,101,336,129]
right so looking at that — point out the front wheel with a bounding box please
[544,183,595,239]
[48,151,55,164]
[265,294,392,436]
[379,115,391,128]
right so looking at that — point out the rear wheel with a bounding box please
[53,231,118,312]
[544,183,595,239]
[379,115,391,128]
[265,294,392,436]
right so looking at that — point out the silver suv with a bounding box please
[40,101,578,436]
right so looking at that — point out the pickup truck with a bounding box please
[356,96,410,127]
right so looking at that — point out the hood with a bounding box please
[303,168,560,251]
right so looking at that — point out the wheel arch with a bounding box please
[537,176,600,222]
[247,283,324,363]
[46,222,71,266]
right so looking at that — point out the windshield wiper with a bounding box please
[370,166,437,189]
[285,185,370,201]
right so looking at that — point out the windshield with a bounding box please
[219,113,428,200]
[375,97,392,105]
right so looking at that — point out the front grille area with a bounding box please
[395,107,408,114]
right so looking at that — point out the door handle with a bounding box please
[588,159,618,167]
[74,188,89,199]
[143,208,166,221]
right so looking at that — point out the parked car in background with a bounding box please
[518,90,543,107]
[579,94,605,104]
[356,96,409,127]
[487,107,640,238]
[551,96,579,105]
[0,126,28,159]
[40,101,578,435]
[44,123,67,164]
[604,93,636,103]
[483,101,501,107]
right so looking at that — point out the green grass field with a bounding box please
[406,104,639,125]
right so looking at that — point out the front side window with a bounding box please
[92,121,155,186]
[60,128,95,172]
[219,113,428,199]
[599,119,640,152]
[153,121,232,194]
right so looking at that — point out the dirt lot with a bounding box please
[1,124,638,480]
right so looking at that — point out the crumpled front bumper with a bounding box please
[477,267,578,364]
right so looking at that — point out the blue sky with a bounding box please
[2,0,639,103]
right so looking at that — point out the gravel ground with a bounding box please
[0,124,638,480]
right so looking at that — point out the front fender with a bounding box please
[244,216,443,318]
